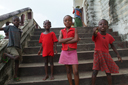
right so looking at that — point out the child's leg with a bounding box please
[65,65,73,85]
[4,47,20,60]
[43,57,49,80]
[4,53,19,60]
[49,56,54,80]
[72,64,79,85]
[92,70,98,85]
[14,60,19,78]
[106,73,112,85]
[13,59,21,81]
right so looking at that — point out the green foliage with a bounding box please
[0,35,4,40]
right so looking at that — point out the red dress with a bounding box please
[39,32,58,57]
[92,32,119,73]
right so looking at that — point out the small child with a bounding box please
[58,15,79,85]
[38,20,58,80]
[91,19,122,85]
[73,6,82,27]
[0,16,22,81]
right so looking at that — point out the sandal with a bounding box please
[14,77,21,82]
[2,57,8,63]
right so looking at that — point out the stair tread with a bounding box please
[28,39,123,41]
[24,43,127,48]
[22,48,128,56]
[32,32,118,35]
[8,68,128,84]
[28,42,126,47]
[19,56,128,68]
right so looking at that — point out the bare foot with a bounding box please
[43,75,49,80]
[50,76,54,80]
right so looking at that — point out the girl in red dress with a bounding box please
[58,15,79,85]
[91,19,122,85]
[38,20,58,80]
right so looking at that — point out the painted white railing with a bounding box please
[0,7,41,50]
[0,7,41,85]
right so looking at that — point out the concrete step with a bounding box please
[31,32,119,40]
[28,39,98,47]
[18,56,128,77]
[30,34,121,41]
[22,51,94,63]
[23,44,93,54]
[33,31,118,36]
[8,68,128,85]
[22,48,128,63]
[33,27,113,34]
[23,41,127,54]
[28,38,127,48]
[34,27,94,32]
[29,36,122,46]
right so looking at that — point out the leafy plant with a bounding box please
[0,35,4,40]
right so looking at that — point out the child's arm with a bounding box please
[38,45,43,55]
[65,28,79,43]
[0,28,4,30]
[93,27,98,37]
[110,43,123,62]
[78,37,81,42]
[58,30,73,43]
[54,42,57,54]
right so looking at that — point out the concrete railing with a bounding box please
[0,7,40,85]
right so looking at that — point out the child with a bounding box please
[73,6,82,27]
[58,15,79,85]
[38,20,58,80]
[91,19,122,85]
[0,16,22,81]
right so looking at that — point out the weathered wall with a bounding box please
[101,0,128,41]
[87,0,102,26]
[74,0,128,41]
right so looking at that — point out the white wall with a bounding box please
[73,0,83,8]
[73,0,128,41]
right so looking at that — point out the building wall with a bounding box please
[73,0,83,8]
[101,0,128,41]
[74,0,128,41]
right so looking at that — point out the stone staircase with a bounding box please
[7,27,128,85]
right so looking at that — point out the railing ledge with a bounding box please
[0,39,8,51]
[0,7,32,21]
